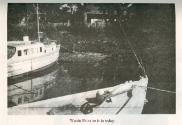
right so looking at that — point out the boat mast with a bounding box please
[36,3,40,42]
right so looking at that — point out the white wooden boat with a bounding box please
[8,36,60,77]
[8,4,60,78]
[8,76,148,115]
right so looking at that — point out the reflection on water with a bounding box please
[8,56,139,107]
[8,67,58,107]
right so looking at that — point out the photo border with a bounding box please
[0,0,181,125]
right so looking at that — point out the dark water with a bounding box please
[142,88,175,114]
[8,55,175,114]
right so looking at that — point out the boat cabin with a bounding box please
[8,36,57,60]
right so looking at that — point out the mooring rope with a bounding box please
[147,86,176,94]
[119,22,146,76]
[137,85,176,94]
[118,16,175,95]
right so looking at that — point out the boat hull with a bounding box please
[8,48,60,77]
[8,76,148,115]
[8,61,58,85]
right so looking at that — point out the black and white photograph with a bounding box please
[7,3,175,115]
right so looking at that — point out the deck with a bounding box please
[8,77,148,115]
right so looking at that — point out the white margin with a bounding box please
[0,0,181,125]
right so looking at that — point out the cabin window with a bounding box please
[24,49,28,55]
[44,50,46,53]
[18,50,21,56]
[52,48,53,50]
[40,47,42,52]
[8,46,16,59]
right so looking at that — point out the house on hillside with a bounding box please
[83,4,118,28]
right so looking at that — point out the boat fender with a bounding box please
[80,102,93,114]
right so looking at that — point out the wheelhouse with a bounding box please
[8,41,57,61]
